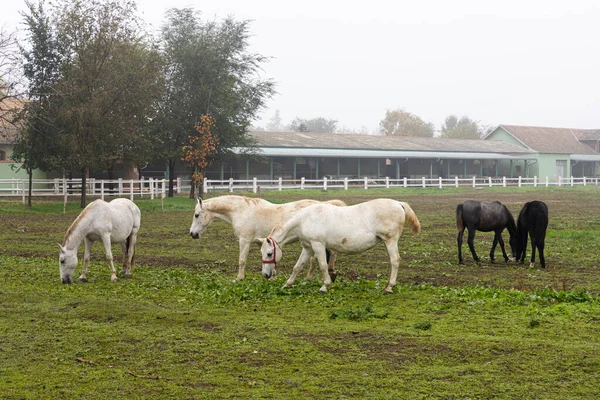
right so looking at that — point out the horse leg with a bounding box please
[457,228,465,264]
[284,247,313,289]
[529,232,537,268]
[120,242,128,275]
[537,236,546,269]
[466,228,480,264]
[327,250,337,283]
[489,234,498,264]
[306,257,317,280]
[79,237,92,282]
[101,234,118,282]
[496,230,510,263]
[235,240,252,283]
[383,239,401,294]
[124,230,138,278]
[311,242,332,293]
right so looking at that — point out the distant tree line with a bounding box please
[260,108,490,139]
[6,0,275,206]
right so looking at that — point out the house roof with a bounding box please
[248,130,534,156]
[495,125,598,154]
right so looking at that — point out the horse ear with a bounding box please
[197,197,203,208]
[58,243,65,252]
[259,238,266,244]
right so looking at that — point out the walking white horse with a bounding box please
[59,198,141,283]
[260,199,421,293]
[189,195,346,282]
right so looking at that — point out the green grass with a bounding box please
[2,187,600,398]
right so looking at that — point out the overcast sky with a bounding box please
[3,0,600,133]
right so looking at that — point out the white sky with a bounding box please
[3,0,600,133]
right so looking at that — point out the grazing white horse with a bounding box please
[260,199,421,294]
[59,198,141,283]
[189,195,346,282]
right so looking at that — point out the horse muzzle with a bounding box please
[190,231,200,239]
[62,276,73,284]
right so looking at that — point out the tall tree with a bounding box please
[379,109,434,137]
[440,115,481,139]
[290,117,337,133]
[154,8,276,197]
[12,0,63,206]
[49,0,162,207]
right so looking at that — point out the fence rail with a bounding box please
[0,178,175,203]
[203,175,600,193]
[2,176,599,202]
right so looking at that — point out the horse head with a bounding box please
[58,244,78,284]
[260,236,282,279]
[189,198,214,239]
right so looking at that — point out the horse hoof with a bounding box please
[124,273,132,279]
[319,289,327,294]
[529,262,535,269]
[111,277,118,283]
[384,286,394,294]
[78,277,87,283]
[330,271,338,283]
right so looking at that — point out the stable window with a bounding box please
[0,150,5,161]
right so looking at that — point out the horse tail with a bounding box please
[456,204,464,232]
[400,202,421,236]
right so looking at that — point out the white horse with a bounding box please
[189,195,346,282]
[59,198,141,283]
[260,198,421,294]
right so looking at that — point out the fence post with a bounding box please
[364,176,368,190]
[90,178,95,195]
[300,177,305,190]
[130,180,134,201]
[21,179,25,205]
[203,178,208,194]
[502,176,506,187]
[558,176,562,187]
[344,177,348,190]
[571,176,574,187]
[455,176,459,188]
[422,177,426,188]
[150,178,154,199]
[385,176,390,189]
[545,176,549,187]
[583,176,587,186]
[278,177,282,191]
[534,176,537,187]
[518,176,522,187]
[438,176,442,189]
[488,176,492,187]
[323,177,328,191]
[176,178,181,194]
[403,177,407,188]
[472,176,476,188]
[253,177,258,193]
[229,178,234,193]
[101,181,105,201]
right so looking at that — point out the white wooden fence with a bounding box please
[203,175,600,194]
[0,178,176,203]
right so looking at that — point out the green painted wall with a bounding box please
[486,128,528,148]
[0,145,50,180]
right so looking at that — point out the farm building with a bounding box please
[204,126,600,181]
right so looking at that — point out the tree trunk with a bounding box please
[168,159,175,198]
[108,163,115,193]
[80,167,88,208]
[27,168,33,208]
[188,166,196,199]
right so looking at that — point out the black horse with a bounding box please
[510,201,548,268]
[456,200,516,264]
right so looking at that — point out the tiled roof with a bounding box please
[499,125,598,154]
[249,130,533,154]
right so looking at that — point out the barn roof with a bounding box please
[247,130,534,158]
[494,125,598,154]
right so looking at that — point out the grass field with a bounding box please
[1,187,600,399]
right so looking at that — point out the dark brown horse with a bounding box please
[456,200,516,264]
[511,201,548,268]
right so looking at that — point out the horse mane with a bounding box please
[62,200,102,245]
[504,205,517,236]
[204,195,268,215]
